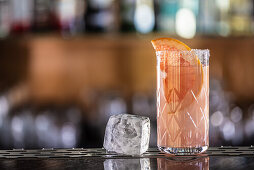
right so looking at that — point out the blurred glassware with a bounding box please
[97,91,127,123]
[211,111,224,127]
[244,105,254,140]
[0,96,9,117]
[232,121,244,145]
[61,122,77,148]
[132,92,156,119]
[230,106,243,123]
[209,78,234,146]
[132,92,156,146]
[222,118,236,141]
[0,103,82,149]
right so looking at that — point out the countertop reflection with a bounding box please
[0,147,253,169]
[1,157,254,170]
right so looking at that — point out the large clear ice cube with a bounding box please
[103,114,150,155]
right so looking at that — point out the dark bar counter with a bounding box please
[0,147,253,169]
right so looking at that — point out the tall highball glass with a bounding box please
[157,49,210,155]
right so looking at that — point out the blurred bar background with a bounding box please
[0,0,254,148]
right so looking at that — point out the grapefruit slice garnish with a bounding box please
[151,38,203,113]
[151,38,191,51]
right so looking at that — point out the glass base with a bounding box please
[158,146,208,155]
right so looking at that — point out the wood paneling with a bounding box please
[1,35,254,103]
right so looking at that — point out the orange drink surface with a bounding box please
[152,38,209,154]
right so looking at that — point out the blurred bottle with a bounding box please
[156,0,178,34]
[85,0,119,32]
[175,0,198,38]
[179,0,199,17]
[134,0,155,34]
[10,0,33,33]
[198,0,217,35]
[0,0,11,38]
[215,0,231,36]
[120,0,135,32]
[32,0,53,32]
[230,0,253,36]
[53,0,85,35]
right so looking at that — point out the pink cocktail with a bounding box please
[156,49,209,155]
